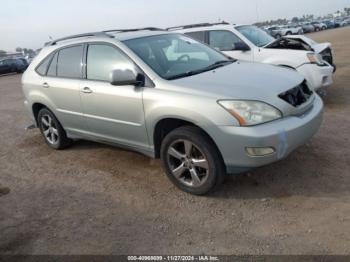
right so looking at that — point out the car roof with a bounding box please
[111,30,170,41]
[168,22,235,32]
[44,28,169,48]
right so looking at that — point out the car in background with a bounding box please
[0,58,28,75]
[173,23,335,92]
[267,25,303,38]
[342,18,350,26]
[322,20,335,29]
[300,22,315,33]
[311,22,326,31]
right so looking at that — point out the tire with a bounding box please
[37,108,72,150]
[160,126,226,195]
[275,34,281,38]
[286,31,292,35]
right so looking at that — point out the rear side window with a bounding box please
[36,54,53,75]
[86,44,133,81]
[47,52,58,77]
[185,31,206,43]
[57,45,83,78]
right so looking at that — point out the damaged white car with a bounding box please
[171,23,335,92]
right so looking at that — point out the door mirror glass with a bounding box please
[110,69,143,86]
[234,42,251,52]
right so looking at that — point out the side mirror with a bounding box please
[234,42,251,52]
[110,69,144,86]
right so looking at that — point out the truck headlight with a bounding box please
[307,53,325,66]
[218,100,282,126]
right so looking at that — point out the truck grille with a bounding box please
[279,81,313,107]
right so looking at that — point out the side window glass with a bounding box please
[209,30,244,51]
[185,31,206,43]
[57,45,83,78]
[36,54,54,76]
[87,44,134,82]
[47,52,58,77]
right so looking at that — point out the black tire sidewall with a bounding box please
[160,126,225,195]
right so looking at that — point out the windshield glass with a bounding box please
[236,25,275,47]
[123,33,233,80]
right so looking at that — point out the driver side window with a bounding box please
[87,44,135,82]
[209,30,244,51]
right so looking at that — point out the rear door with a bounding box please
[42,45,86,132]
[80,43,148,150]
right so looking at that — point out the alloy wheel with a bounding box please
[41,114,59,144]
[166,139,209,188]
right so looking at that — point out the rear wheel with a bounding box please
[37,108,72,150]
[160,126,226,195]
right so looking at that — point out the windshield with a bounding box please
[123,33,233,80]
[236,25,275,47]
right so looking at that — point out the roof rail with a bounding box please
[45,27,165,46]
[166,22,230,31]
[46,32,112,46]
[103,27,165,33]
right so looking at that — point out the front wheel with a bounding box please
[38,108,72,150]
[160,126,226,195]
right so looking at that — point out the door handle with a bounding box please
[42,82,50,88]
[82,87,93,94]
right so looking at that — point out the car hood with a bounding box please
[170,61,304,102]
[279,35,332,53]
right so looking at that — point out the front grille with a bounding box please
[320,48,333,65]
[279,81,313,107]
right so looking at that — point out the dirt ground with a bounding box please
[0,27,350,255]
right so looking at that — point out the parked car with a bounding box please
[343,18,350,26]
[311,22,326,31]
[300,22,315,33]
[173,23,335,91]
[267,25,303,38]
[22,28,323,195]
[0,58,28,75]
[322,20,335,29]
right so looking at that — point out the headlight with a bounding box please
[307,53,325,66]
[218,100,282,126]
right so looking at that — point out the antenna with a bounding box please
[255,0,260,23]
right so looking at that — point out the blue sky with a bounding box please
[1,0,349,51]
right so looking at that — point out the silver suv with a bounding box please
[22,28,323,195]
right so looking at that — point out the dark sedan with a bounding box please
[0,58,28,75]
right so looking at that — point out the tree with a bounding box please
[15,47,22,53]
[0,50,6,57]
[292,17,299,23]
[345,7,350,16]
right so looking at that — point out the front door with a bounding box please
[80,43,149,150]
[208,30,254,61]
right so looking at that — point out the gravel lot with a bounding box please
[1,27,350,255]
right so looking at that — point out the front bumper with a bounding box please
[297,63,334,91]
[205,95,324,173]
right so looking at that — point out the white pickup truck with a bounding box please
[171,23,335,92]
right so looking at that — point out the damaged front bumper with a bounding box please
[296,63,334,91]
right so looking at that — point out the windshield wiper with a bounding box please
[167,60,235,80]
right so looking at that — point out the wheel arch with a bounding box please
[152,117,223,164]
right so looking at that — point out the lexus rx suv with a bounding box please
[22,28,323,195]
